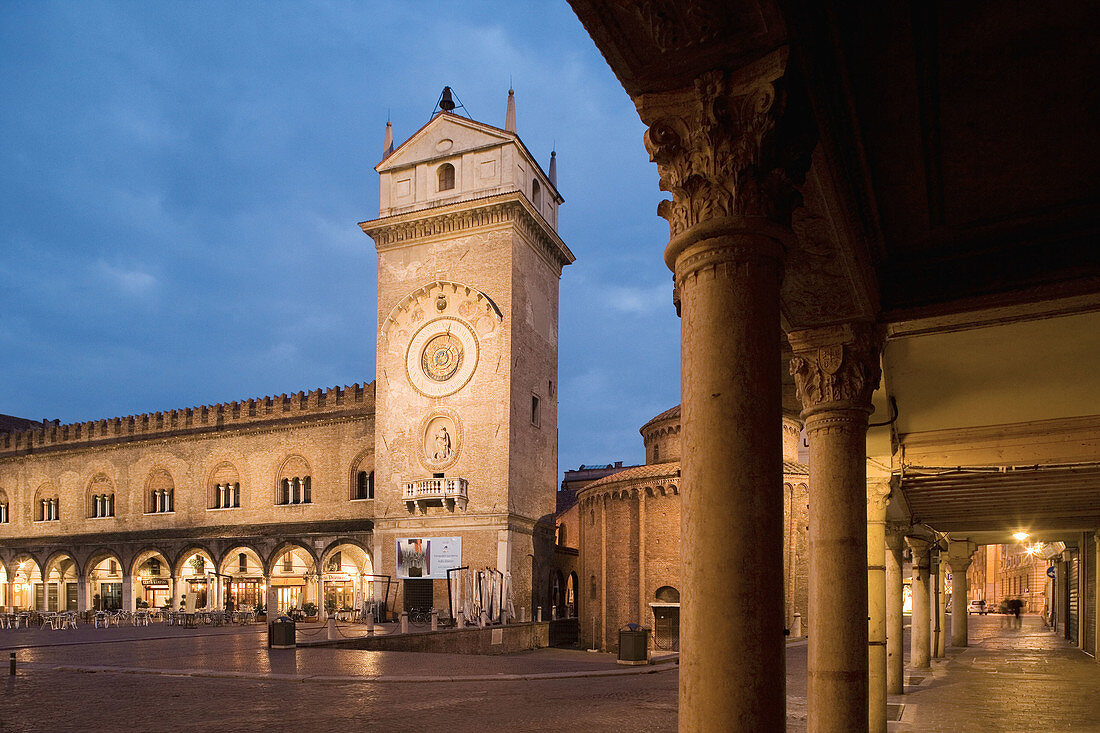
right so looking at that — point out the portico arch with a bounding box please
[319,540,374,618]
[219,545,265,612]
[173,546,217,611]
[42,552,79,611]
[86,549,125,611]
[266,541,318,615]
[130,547,172,610]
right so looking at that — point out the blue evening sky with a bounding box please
[0,1,681,475]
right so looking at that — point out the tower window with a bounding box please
[531,394,541,427]
[438,163,455,191]
[354,470,374,500]
[653,443,660,463]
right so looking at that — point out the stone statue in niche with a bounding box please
[423,415,458,467]
[433,426,452,461]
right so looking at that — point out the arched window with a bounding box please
[653,443,660,463]
[277,455,312,506]
[438,163,455,191]
[354,470,374,500]
[36,489,60,522]
[590,574,598,600]
[86,474,115,519]
[146,469,174,514]
[209,462,241,509]
[556,523,566,545]
[0,489,9,524]
[531,178,541,208]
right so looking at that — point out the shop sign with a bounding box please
[323,573,352,583]
[141,580,169,588]
[396,536,462,580]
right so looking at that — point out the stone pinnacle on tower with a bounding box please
[382,119,394,160]
[505,87,516,133]
[549,149,557,188]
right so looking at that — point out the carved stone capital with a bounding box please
[906,537,931,568]
[788,321,884,418]
[638,50,816,247]
[885,522,909,552]
[867,479,892,516]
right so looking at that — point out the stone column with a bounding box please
[637,58,815,733]
[932,554,946,658]
[122,574,135,613]
[885,524,907,694]
[866,480,891,733]
[316,574,325,621]
[907,538,931,668]
[265,575,278,617]
[77,573,89,612]
[789,323,883,733]
[947,541,976,647]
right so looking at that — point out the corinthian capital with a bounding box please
[788,322,884,417]
[867,479,892,515]
[637,50,816,240]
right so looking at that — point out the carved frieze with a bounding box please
[788,322,883,415]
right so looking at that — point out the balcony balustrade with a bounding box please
[400,477,468,513]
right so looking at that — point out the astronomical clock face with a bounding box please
[405,316,479,398]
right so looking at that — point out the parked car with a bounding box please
[967,600,988,615]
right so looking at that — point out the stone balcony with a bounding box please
[401,477,468,513]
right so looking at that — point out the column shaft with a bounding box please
[676,231,785,732]
[867,484,890,733]
[908,540,931,668]
[806,412,870,731]
[947,542,975,648]
[885,529,906,694]
[933,558,946,658]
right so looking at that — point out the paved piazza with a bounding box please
[0,616,1097,731]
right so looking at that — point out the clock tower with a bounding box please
[360,88,574,615]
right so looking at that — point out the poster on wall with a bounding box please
[396,537,462,580]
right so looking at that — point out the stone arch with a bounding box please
[172,545,217,578]
[267,540,319,614]
[275,454,313,506]
[266,540,318,575]
[206,461,241,510]
[655,585,680,603]
[144,468,175,514]
[9,553,43,610]
[381,280,503,343]
[219,544,266,611]
[130,546,172,577]
[85,548,126,610]
[319,540,374,616]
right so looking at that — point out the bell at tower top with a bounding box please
[373,87,562,228]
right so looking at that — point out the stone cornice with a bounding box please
[360,192,575,273]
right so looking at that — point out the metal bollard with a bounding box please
[480,611,489,628]
[456,611,465,629]
[400,611,408,634]
[551,605,558,620]
[9,651,14,676]
[792,613,802,638]
[327,617,338,640]
[519,606,527,623]
[365,611,374,635]
[430,609,438,631]
[536,606,542,623]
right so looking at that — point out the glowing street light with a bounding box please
[1012,531,1029,542]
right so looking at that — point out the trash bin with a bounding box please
[270,615,296,649]
[617,623,650,665]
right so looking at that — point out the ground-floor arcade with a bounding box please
[0,521,377,621]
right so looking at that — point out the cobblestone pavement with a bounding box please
[892,614,1100,732]
[0,615,1094,731]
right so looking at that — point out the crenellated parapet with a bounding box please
[0,382,375,456]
